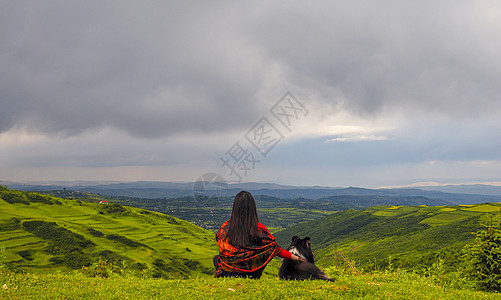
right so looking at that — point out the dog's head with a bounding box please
[287,236,315,263]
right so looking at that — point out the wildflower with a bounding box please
[2,284,7,290]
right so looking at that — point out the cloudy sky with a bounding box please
[1,1,501,188]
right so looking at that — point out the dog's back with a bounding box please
[279,236,334,282]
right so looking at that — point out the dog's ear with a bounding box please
[291,236,300,242]
[304,237,311,248]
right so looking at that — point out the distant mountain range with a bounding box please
[410,184,501,196]
[3,180,501,205]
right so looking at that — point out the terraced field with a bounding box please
[0,187,218,277]
[275,203,501,271]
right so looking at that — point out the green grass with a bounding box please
[1,270,500,299]
[4,186,501,297]
[275,203,501,271]
[0,187,218,277]
[420,213,470,225]
[463,204,501,213]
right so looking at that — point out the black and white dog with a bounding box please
[279,236,334,281]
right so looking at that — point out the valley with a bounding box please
[2,183,501,297]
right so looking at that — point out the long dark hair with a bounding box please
[227,191,260,247]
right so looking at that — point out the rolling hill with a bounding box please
[3,182,501,280]
[274,202,500,272]
[0,186,218,278]
[36,191,455,232]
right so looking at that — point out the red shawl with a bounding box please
[215,221,282,277]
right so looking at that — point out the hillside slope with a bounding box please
[0,186,218,278]
[275,203,500,271]
[48,191,458,232]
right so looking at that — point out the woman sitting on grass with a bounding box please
[214,191,305,278]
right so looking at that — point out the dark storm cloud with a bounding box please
[1,1,501,138]
[0,1,268,137]
[246,1,501,117]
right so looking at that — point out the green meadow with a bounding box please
[275,203,501,272]
[0,186,218,277]
[2,268,500,299]
[3,186,501,298]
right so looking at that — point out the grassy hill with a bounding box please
[0,186,218,278]
[3,186,501,297]
[39,190,460,233]
[274,203,500,272]
[4,183,497,276]
[2,269,500,299]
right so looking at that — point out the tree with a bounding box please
[464,212,501,291]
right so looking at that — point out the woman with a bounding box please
[214,191,305,278]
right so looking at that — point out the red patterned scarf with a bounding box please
[215,221,282,277]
